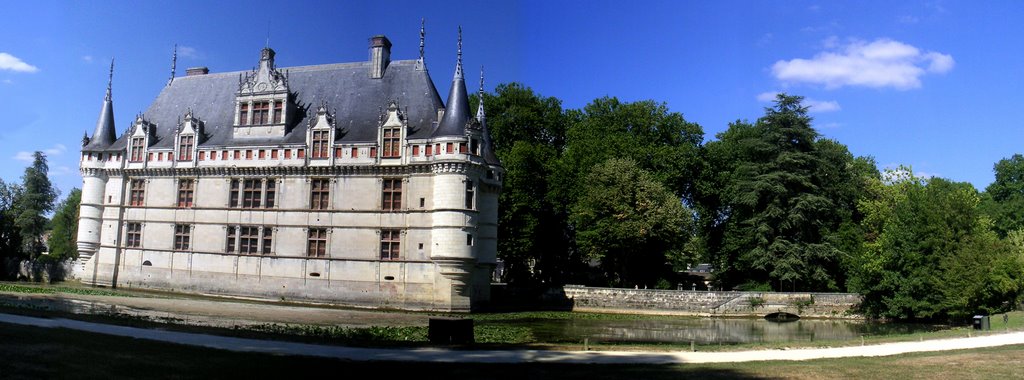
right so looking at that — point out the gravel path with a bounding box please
[2,311,1023,364]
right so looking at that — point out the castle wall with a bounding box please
[557,286,862,318]
[84,246,443,309]
[75,36,501,312]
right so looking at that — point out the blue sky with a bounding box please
[1,0,1022,201]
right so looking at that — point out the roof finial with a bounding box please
[168,44,177,86]
[454,26,463,79]
[419,18,426,61]
[105,58,114,101]
[477,65,486,122]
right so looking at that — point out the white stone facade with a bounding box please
[76,34,501,312]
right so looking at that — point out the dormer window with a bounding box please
[130,137,145,162]
[379,100,406,159]
[178,135,194,161]
[306,102,336,160]
[233,47,290,139]
[238,104,249,126]
[311,130,330,159]
[273,101,284,123]
[253,101,270,124]
[175,110,204,162]
[383,128,401,158]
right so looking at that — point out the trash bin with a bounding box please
[428,317,474,344]
[973,315,990,330]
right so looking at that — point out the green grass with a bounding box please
[0,282,136,298]
[2,321,1024,380]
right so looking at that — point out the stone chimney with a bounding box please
[186,67,209,76]
[369,35,392,79]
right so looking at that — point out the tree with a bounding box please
[14,152,58,259]
[473,83,572,286]
[851,169,1024,320]
[698,94,868,291]
[47,188,81,262]
[981,154,1024,237]
[0,179,24,278]
[571,158,691,287]
[558,97,703,203]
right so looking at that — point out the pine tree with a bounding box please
[14,152,58,259]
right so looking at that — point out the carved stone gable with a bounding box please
[238,47,289,95]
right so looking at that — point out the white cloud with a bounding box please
[178,46,200,59]
[815,122,842,129]
[0,52,39,73]
[13,151,33,162]
[805,99,841,113]
[925,52,954,73]
[756,91,780,102]
[44,144,67,156]
[51,166,73,176]
[13,144,67,162]
[771,38,954,90]
[2,79,11,85]
[755,91,840,113]
[82,55,94,63]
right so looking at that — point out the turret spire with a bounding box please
[105,58,114,101]
[419,18,426,61]
[477,65,485,122]
[168,44,177,86]
[435,27,471,137]
[85,59,117,151]
[454,26,463,80]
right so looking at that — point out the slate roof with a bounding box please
[101,58,448,151]
[82,93,116,151]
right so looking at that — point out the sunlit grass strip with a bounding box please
[0,283,133,297]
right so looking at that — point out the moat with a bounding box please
[483,317,945,345]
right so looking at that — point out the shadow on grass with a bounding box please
[0,322,767,380]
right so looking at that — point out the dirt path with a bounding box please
[2,311,1023,364]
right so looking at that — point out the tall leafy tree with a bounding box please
[47,188,81,261]
[0,179,24,278]
[14,152,58,259]
[473,83,571,285]
[558,97,703,285]
[571,158,691,287]
[699,94,869,291]
[980,154,1024,237]
[559,97,703,203]
[851,169,1024,320]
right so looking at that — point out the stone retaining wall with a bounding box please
[556,285,862,318]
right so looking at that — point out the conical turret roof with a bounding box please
[434,27,471,137]
[83,60,117,151]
